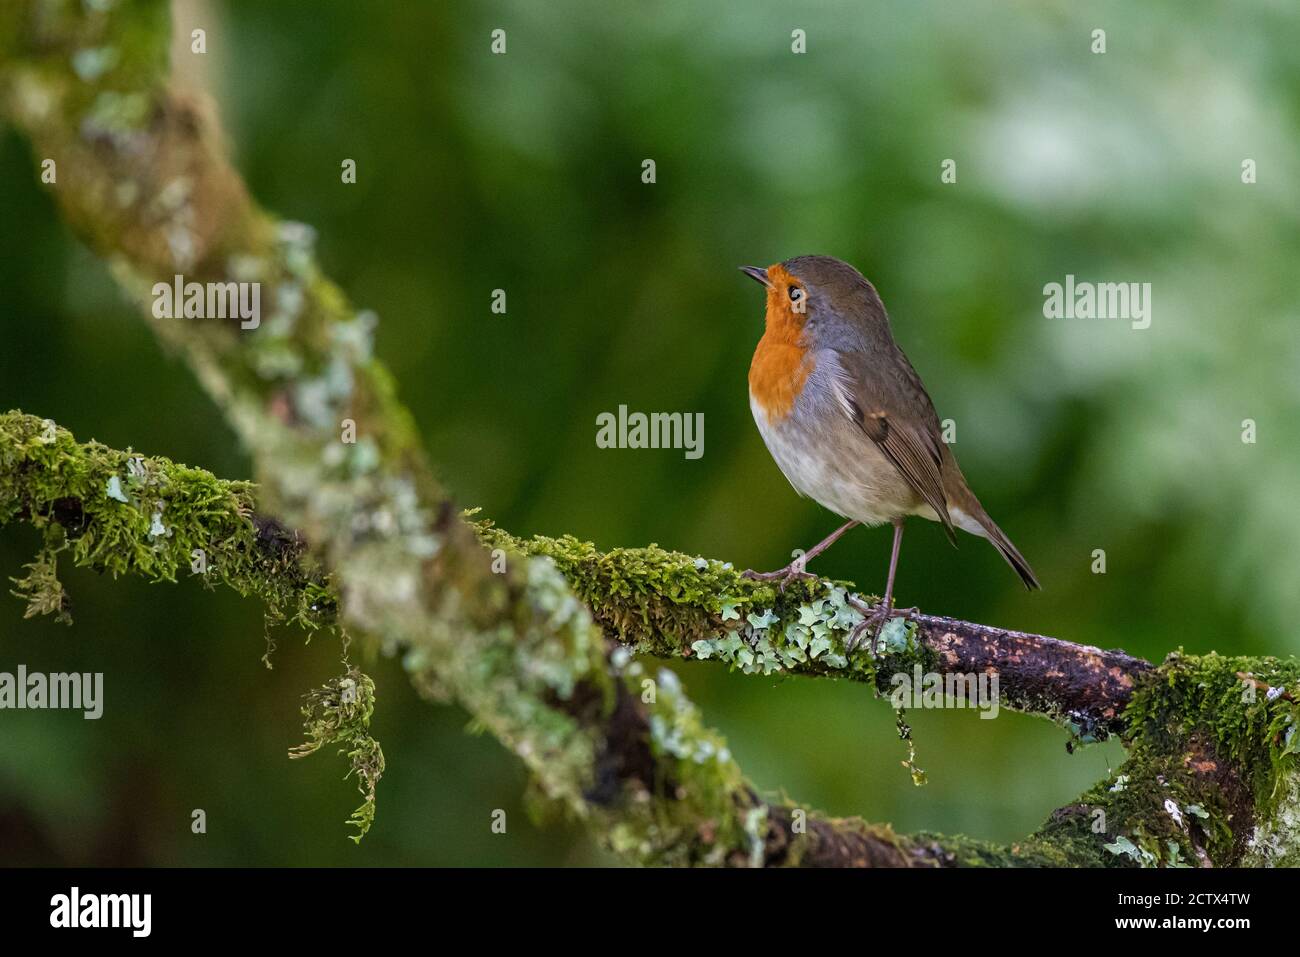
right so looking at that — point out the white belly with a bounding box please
[749,391,913,527]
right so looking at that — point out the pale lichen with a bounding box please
[1245,767,1300,866]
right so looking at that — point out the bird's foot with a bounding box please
[845,596,918,657]
[741,558,816,592]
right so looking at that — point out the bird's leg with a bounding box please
[846,518,910,656]
[742,520,859,590]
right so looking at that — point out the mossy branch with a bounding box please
[0,410,1022,865]
[6,410,1300,865]
[474,525,1151,738]
[3,2,1299,867]
[0,412,334,629]
[0,406,1143,733]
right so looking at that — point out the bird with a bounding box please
[740,255,1039,654]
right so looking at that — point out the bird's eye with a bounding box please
[788,286,803,302]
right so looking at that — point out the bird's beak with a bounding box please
[739,265,771,288]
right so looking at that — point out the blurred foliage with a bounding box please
[1,0,1298,865]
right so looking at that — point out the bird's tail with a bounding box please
[968,506,1041,590]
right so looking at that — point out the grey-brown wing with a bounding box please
[826,349,957,544]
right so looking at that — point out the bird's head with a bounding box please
[740,255,889,347]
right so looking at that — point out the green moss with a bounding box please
[1029,754,1213,867]
[289,667,385,842]
[0,411,336,632]
[901,829,1070,867]
[1009,651,1300,868]
[473,522,949,688]
[1115,650,1300,865]
[1125,651,1300,806]
[0,410,373,833]
[9,543,70,623]
[600,663,756,866]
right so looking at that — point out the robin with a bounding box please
[740,255,1039,654]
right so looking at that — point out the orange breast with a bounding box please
[749,337,814,424]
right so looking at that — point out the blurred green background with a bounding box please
[3,0,1299,865]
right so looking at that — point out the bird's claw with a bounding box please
[845,598,917,657]
[741,560,815,592]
